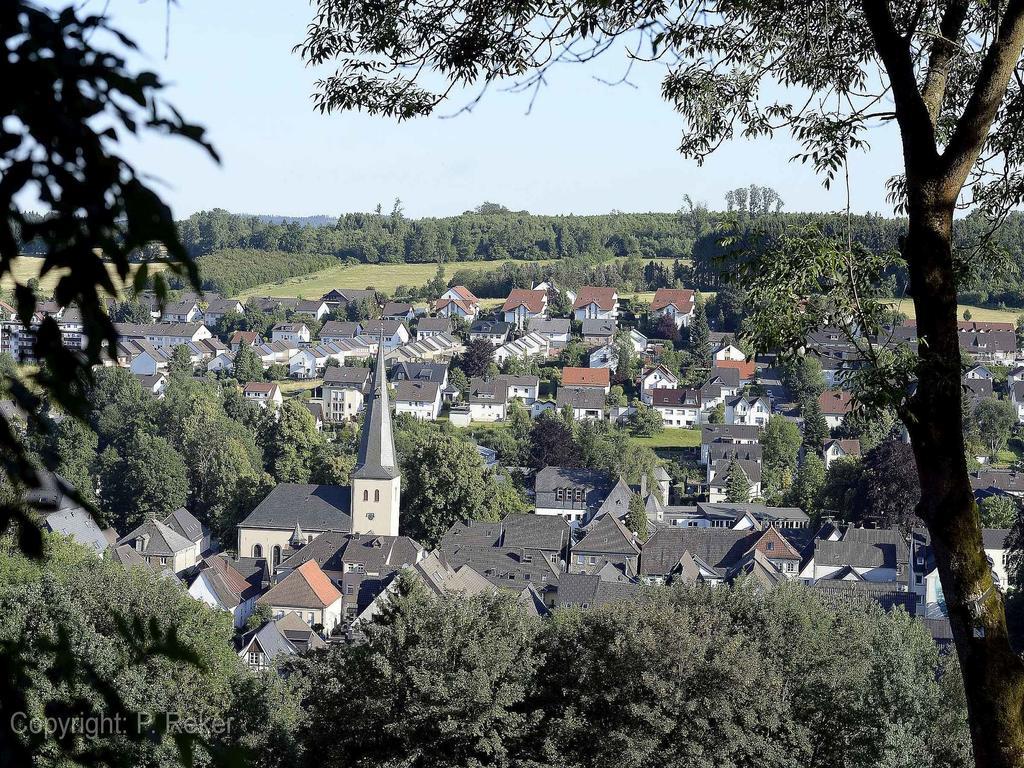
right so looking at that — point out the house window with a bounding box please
[363,490,369,501]
[252,544,263,558]
[374,489,380,502]
[915,574,923,585]
[247,652,263,667]
[766,541,774,551]
[160,556,168,566]
[556,489,564,502]
[306,612,315,625]
[588,556,597,565]
[272,545,281,567]
[576,554,585,564]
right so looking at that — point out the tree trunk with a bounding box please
[904,193,1024,767]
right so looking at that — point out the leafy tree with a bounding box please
[245,603,274,633]
[761,417,802,499]
[688,293,711,370]
[261,399,324,483]
[265,362,289,381]
[484,470,531,517]
[233,344,265,382]
[294,577,541,768]
[853,440,921,530]
[790,453,826,522]
[97,431,188,534]
[724,460,751,503]
[607,384,626,407]
[627,402,663,438]
[167,345,194,378]
[707,402,725,424]
[528,411,580,470]
[35,414,98,505]
[817,457,864,518]
[549,289,573,316]
[400,432,491,546]
[447,366,468,393]
[456,338,494,378]
[781,356,826,407]
[88,366,155,451]
[109,299,153,325]
[801,397,830,450]
[975,398,1018,456]
[612,328,640,382]
[625,492,649,540]
[980,495,1021,530]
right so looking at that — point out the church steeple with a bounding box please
[354,322,398,480]
[351,318,401,537]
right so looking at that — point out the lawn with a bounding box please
[3,256,167,297]
[881,298,1021,324]
[631,428,702,449]
[279,378,322,398]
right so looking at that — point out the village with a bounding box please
[2,277,1019,668]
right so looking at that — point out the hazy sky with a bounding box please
[87,0,906,220]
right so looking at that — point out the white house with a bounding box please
[244,382,283,409]
[494,332,550,365]
[819,390,853,430]
[467,377,508,422]
[556,386,606,421]
[435,286,480,321]
[502,289,548,329]
[142,322,213,351]
[639,365,680,404]
[572,287,619,320]
[207,350,236,374]
[394,380,442,420]
[188,555,265,629]
[649,289,696,329]
[363,320,411,352]
[714,343,746,362]
[321,365,372,422]
[469,320,511,346]
[651,388,702,428]
[161,300,201,324]
[272,323,311,346]
[503,374,540,404]
[1011,381,1024,424]
[823,438,862,468]
[725,396,770,427]
[527,317,571,347]
[257,560,343,634]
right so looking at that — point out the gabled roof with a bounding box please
[556,386,605,410]
[446,285,479,302]
[394,380,440,403]
[196,554,264,607]
[561,367,610,387]
[818,389,853,415]
[323,365,372,387]
[117,518,194,557]
[650,288,695,313]
[416,317,452,332]
[652,388,701,407]
[502,289,547,313]
[163,508,206,545]
[528,317,571,334]
[259,560,342,610]
[555,572,639,608]
[244,381,280,396]
[239,484,352,532]
[640,528,759,577]
[581,318,616,336]
[319,320,362,339]
[575,513,640,556]
[573,287,618,311]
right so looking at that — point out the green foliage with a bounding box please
[724,460,751,503]
[232,344,265,382]
[625,492,649,540]
[980,495,1021,530]
[455,338,494,378]
[172,248,336,296]
[974,398,1018,456]
[98,432,188,532]
[688,293,712,369]
[801,397,830,450]
[790,453,826,522]
[627,401,663,437]
[295,578,541,768]
[167,345,194,378]
[853,441,921,529]
[261,399,326,483]
[400,431,492,546]
[761,417,802,500]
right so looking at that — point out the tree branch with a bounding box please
[919,0,971,126]
[860,0,939,175]
[941,0,1024,192]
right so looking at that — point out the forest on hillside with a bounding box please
[14,193,1024,306]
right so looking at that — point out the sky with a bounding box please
[79,0,907,220]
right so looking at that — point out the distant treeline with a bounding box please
[14,201,1024,306]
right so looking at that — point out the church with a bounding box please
[236,339,401,568]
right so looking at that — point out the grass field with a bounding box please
[881,298,1021,324]
[3,256,167,297]
[631,428,702,449]
[235,260,558,300]
[233,256,686,301]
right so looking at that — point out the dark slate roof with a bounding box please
[416,317,452,332]
[640,528,759,577]
[528,318,571,335]
[323,365,372,387]
[574,513,640,556]
[468,377,508,405]
[700,423,761,444]
[555,573,640,608]
[43,509,110,554]
[982,528,1011,549]
[353,341,399,480]
[534,467,614,511]
[319,321,362,339]
[239,484,352,532]
[163,507,206,546]
[279,532,423,576]
[696,502,809,524]
[581,318,616,336]
[470,320,511,335]
[499,513,571,552]
[391,362,447,383]
[556,386,605,410]
[970,469,1024,495]
[707,443,763,463]
[394,380,440,403]
[814,527,908,569]
[116,518,194,557]
[811,579,916,612]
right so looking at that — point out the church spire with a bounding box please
[353,318,398,480]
